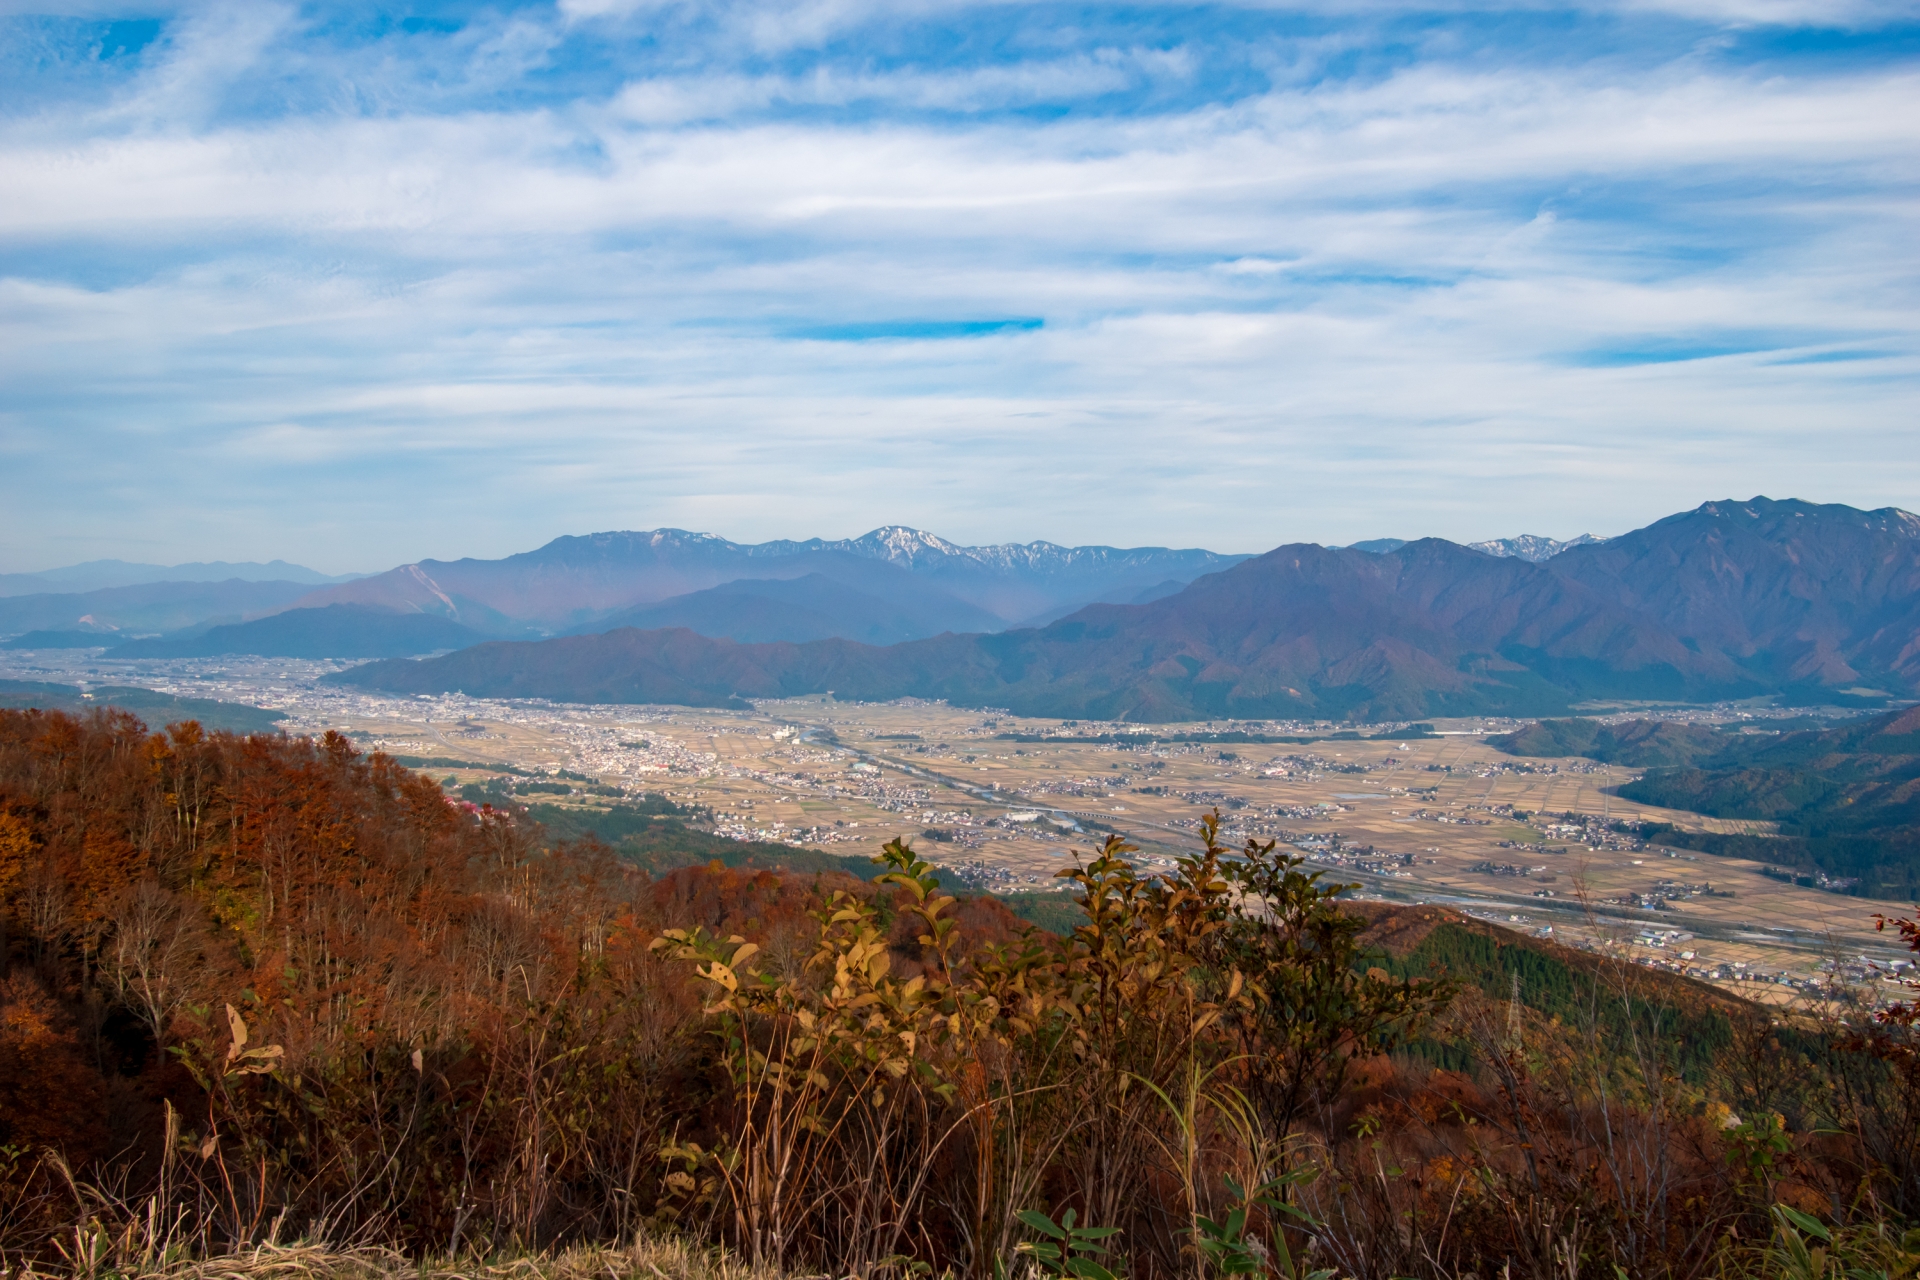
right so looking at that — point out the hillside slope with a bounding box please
[107,604,495,659]
[580,564,1004,644]
[1550,497,1920,695]
[1487,717,1735,767]
[0,679,287,733]
[1619,705,1920,893]
[0,579,316,637]
[1354,902,1752,1081]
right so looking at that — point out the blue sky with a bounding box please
[1,0,1916,572]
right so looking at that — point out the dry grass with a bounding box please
[8,1234,797,1280]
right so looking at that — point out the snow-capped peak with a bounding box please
[1467,533,1608,562]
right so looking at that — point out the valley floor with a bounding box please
[0,647,1905,1002]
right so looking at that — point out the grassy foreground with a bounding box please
[16,1221,1920,1279]
[15,1235,784,1280]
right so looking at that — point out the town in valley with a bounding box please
[3,644,1904,1007]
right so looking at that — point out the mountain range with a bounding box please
[328,498,1920,721]
[1344,533,1607,561]
[0,527,1634,657]
[284,527,1247,638]
[0,529,1250,658]
[105,604,493,660]
[11,500,1919,721]
[0,579,320,640]
[0,558,359,597]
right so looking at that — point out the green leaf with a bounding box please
[1063,1261,1117,1280]
[1775,1205,1831,1242]
[1018,1209,1068,1240]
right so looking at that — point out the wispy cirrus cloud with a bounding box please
[0,0,1915,570]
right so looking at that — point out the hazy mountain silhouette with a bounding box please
[0,630,119,650]
[1348,535,1610,561]
[0,559,358,597]
[109,604,493,659]
[288,527,1248,633]
[0,579,317,638]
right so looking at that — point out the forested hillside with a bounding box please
[3,706,1918,1278]
[1487,716,1734,767]
[1618,705,1920,894]
[0,678,285,733]
[454,778,888,881]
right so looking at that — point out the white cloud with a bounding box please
[608,55,1147,125]
[98,2,293,129]
[0,2,1915,569]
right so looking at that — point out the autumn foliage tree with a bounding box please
[1,704,1917,1280]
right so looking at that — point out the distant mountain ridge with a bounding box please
[107,604,492,660]
[1348,534,1607,562]
[0,559,358,597]
[0,579,319,638]
[0,631,120,651]
[285,527,1251,637]
[1547,497,1920,692]
[0,529,1249,656]
[329,497,1920,721]
[20,501,1918,688]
